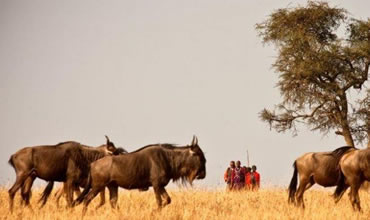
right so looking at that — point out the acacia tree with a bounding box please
[256,1,369,147]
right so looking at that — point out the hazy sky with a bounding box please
[1,0,369,188]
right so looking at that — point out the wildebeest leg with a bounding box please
[334,184,349,204]
[65,180,75,208]
[153,186,163,208]
[21,176,35,207]
[160,187,171,206]
[74,186,81,197]
[82,188,101,216]
[56,183,73,208]
[8,172,30,212]
[350,183,362,211]
[304,176,315,190]
[107,185,118,209]
[55,185,64,208]
[296,177,310,209]
[20,178,31,205]
[96,189,106,209]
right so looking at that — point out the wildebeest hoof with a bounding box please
[163,198,171,206]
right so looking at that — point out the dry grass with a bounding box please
[0,186,369,220]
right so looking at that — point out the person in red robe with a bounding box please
[224,161,235,191]
[244,167,253,190]
[251,165,260,190]
[231,161,245,191]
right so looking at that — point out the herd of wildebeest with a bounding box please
[7,135,206,215]
[6,137,370,215]
[288,146,370,211]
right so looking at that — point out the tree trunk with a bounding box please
[339,93,355,147]
[342,127,355,147]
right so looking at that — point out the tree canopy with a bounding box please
[256,1,369,147]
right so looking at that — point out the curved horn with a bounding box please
[105,135,110,144]
[191,135,198,146]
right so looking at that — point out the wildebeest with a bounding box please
[288,146,356,208]
[52,147,128,208]
[73,136,206,215]
[8,136,119,212]
[38,139,128,207]
[334,148,370,211]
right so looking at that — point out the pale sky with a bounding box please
[1,0,369,188]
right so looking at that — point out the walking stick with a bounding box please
[247,150,250,167]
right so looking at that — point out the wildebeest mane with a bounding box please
[130,143,189,153]
[328,146,356,161]
[55,141,79,146]
[80,145,108,162]
[115,147,128,154]
[325,146,357,176]
[68,145,109,174]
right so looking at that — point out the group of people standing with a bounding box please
[224,160,260,191]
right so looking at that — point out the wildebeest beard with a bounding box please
[165,147,202,185]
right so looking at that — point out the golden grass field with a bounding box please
[0,186,369,220]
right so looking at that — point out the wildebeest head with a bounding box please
[104,136,128,155]
[104,135,118,155]
[182,135,206,183]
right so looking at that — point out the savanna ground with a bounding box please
[0,186,369,220]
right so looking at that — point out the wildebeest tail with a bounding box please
[8,155,15,169]
[288,161,298,204]
[333,169,346,202]
[38,181,54,207]
[73,172,92,206]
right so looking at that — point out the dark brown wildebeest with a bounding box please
[73,136,206,215]
[8,136,119,212]
[52,147,128,208]
[288,146,356,208]
[334,148,370,211]
[37,139,127,208]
